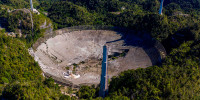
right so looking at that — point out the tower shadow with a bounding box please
[106,27,166,66]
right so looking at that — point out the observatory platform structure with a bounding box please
[30,25,167,87]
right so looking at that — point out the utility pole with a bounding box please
[99,45,108,98]
[30,0,34,11]
[159,0,164,15]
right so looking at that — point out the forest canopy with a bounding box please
[0,0,200,99]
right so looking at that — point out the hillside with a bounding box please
[0,0,199,99]
[0,30,65,99]
[109,41,200,99]
[0,0,39,8]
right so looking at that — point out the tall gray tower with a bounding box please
[99,45,108,98]
[30,0,34,11]
[159,0,164,15]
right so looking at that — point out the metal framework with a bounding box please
[33,25,167,89]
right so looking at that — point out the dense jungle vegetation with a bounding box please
[0,30,67,99]
[0,0,200,99]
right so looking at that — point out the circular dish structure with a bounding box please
[31,26,166,86]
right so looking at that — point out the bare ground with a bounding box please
[32,30,164,86]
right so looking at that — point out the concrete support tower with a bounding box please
[99,45,108,98]
[159,0,164,15]
[30,0,34,11]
